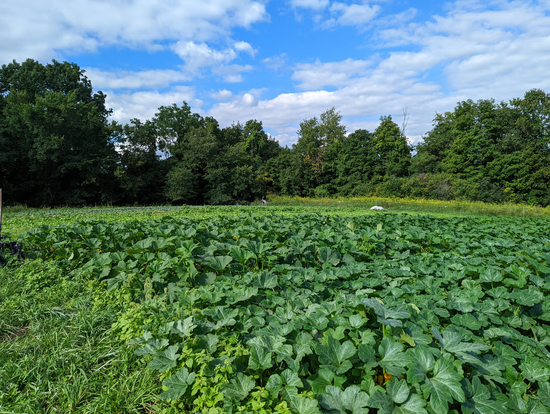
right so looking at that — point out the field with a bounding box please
[2,204,550,413]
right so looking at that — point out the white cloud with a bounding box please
[211,1,550,145]
[170,41,256,81]
[289,0,329,10]
[212,64,254,83]
[292,58,373,89]
[106,86,202,125]
[0,0,268,63]
[84,68,191,90]
[172,41,238,72]
[211,89,234,101]
[234,41,257,56]
[263,54,288,71]
[272,133,297,147]
[323,2,382,28]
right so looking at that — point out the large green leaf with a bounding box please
[319,385,370,414]
[479,268,503,284]
[266,369,303,396]
[408,347,456,408]
[420,355,465,414]
[364,298,410,327]
[379,337,411,374]
[134,338,169,357]
[248,345,273,371]
[318,247,341,266]
[460,377,509,414]
[160,367,196,400]
[202,255,233,272]
[540,382,550,408]
[308,368,346,394]
[520,357,550,383]
[432,328,490,354]
[147,344,180,372]
[290,396,322,414]
[222,372,256,401]
[172,316,196,337]
[253,270,278,288]
[393,394,428,414]
[230,246,256,264]
[387,377,410,404]
[197,334,219,354]
[316,336,357,374]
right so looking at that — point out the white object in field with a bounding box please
[371,206,384,210]
[260,198,268,205]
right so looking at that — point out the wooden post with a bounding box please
[0,188,3,237]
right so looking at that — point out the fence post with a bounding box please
[0,188,3,237]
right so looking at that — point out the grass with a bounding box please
[0,258,162,413]
[267,195,550,218]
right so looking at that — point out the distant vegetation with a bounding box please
[1,59,549,207]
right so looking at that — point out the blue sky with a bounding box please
[2,0,550,146]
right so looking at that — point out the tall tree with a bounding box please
[410,112,456,174]
[372,115,412,179]
[333,129,378,195]
[291,107,346,196]
[164,122,219,204]
[114,118,170,204]
[154,102,205,158]
[0,59,118,206]
[507,89,550,205]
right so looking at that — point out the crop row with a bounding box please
[17,213,550,413]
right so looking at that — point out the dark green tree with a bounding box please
[333,129,378,195]
[0,59,118,206]
[290,107,346,196]
[372,115,412,180]
[114,118,171,204]
[410,112,456,174]
[164,122,219,204]
[507,89,550,204]
[153,102,204,157]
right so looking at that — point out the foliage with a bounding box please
[414,90,550,205]
[0,258,162,413]
[1,59,549,207]
[9,210,550,412]
[0,59,118,206]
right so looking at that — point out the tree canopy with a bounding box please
[1,59,549,206]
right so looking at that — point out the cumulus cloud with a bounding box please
[289,0,330,10]
[323,2,382,28]
[106,86,202,125]
[263,54,288,71]
[211,64,254,83]
[234,41,257,56]
[292,58,373,89]
[172,42,238,72]
[0,0,268,63]
[170,41,256,81]
[210,0,550,145]
[210,89,234,101]
[84,68,192,90]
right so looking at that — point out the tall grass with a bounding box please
[267,195,550,218]
[0,258,162,413]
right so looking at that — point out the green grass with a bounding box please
[267,195,550,218]
[0,258,161,413]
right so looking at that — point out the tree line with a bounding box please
[1,59,549,207]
